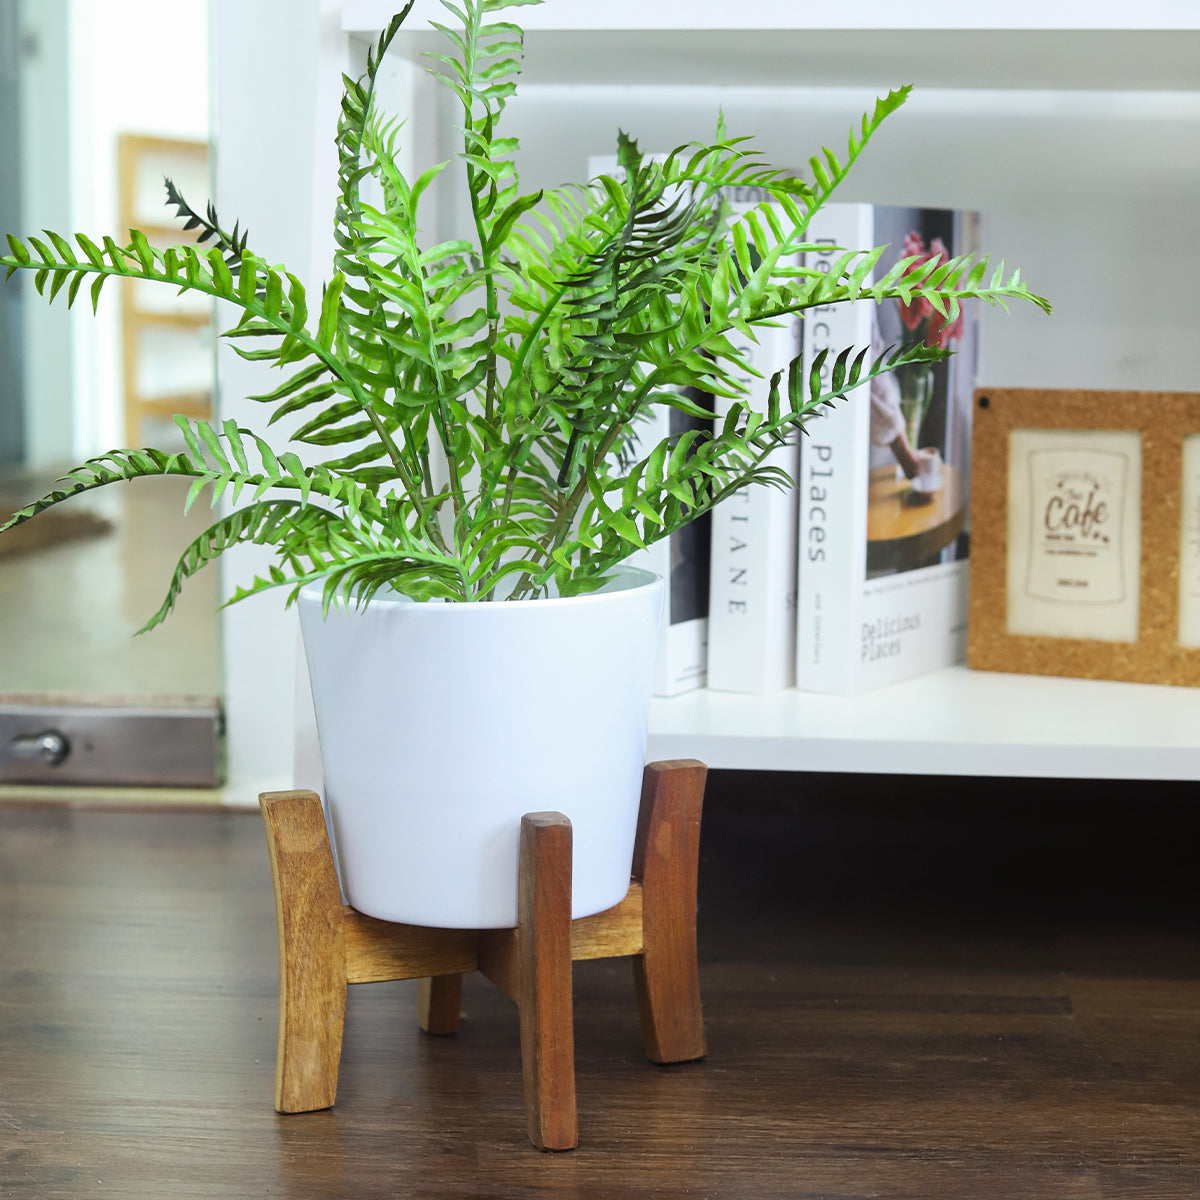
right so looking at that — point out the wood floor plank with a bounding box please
[2,775,1199,1198]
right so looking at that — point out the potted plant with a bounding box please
[0,0,1048,928]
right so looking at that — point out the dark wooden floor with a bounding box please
[2,772,1200,1198]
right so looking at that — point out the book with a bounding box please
[705,190,801,694]
[588,150,710,696]
[620,399,713,697]
[796,204,981,694]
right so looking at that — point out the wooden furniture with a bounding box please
[117,133,213,448]
[259,759,707,1151]
[866,462,965,574]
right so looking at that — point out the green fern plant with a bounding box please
[0,0,1049,627]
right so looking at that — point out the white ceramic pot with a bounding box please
[297,566,664,929]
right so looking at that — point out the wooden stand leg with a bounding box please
[518,812,577,1151]
[417,975,463,1035]
[632,760,707,1064]
[260,791,348,1113]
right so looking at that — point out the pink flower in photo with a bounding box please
[901,230,927,260]
[897,233,961,346]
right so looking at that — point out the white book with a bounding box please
[706,195,801,693]
[796,203,981,694]
[589,151,709,696]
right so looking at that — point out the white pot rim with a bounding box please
[297,563,661,613]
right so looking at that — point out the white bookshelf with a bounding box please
[646,666,1200,779]
[342,1,1200,33]
[270,2,1200,785]
[342,4,1200,89]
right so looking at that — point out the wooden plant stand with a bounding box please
[258,759,707,1151]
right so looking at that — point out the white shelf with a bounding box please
[343,1,1200,33]
[646,665,1200,780]
[330,2,1200,785]
[343,3,1200,89]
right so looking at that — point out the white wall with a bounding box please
[495,84,1200,397]
[68,0,210,461]
[214,0,354,793]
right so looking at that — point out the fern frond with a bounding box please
[0,229,426,511]
[1,0,1049,611]
[333,1,416,282]
[522,339,949,597]
[0,417,391,537]
[163,178,250,263]
[225,544,472,612]
[139,499,339,633]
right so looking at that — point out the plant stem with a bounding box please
[507,416,629,600]
[499,457,521,522]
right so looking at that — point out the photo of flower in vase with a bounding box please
[865,208,981,580]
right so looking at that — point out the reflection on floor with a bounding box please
[0,471,220,698]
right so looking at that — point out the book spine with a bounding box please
[660,403,712,696]
[706,306,801,694]
[620,397,710,697]
[794,204,875,694]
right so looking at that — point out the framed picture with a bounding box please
[968,387,1200,686]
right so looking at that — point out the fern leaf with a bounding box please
[140,501,336,633]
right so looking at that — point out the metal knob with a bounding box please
[8,729,71,766]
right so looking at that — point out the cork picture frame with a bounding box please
[968,387,1200,686]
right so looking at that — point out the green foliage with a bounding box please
[0,0,1050,624]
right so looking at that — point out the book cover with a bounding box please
[706,191,801,694]
[796,204,981,694]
